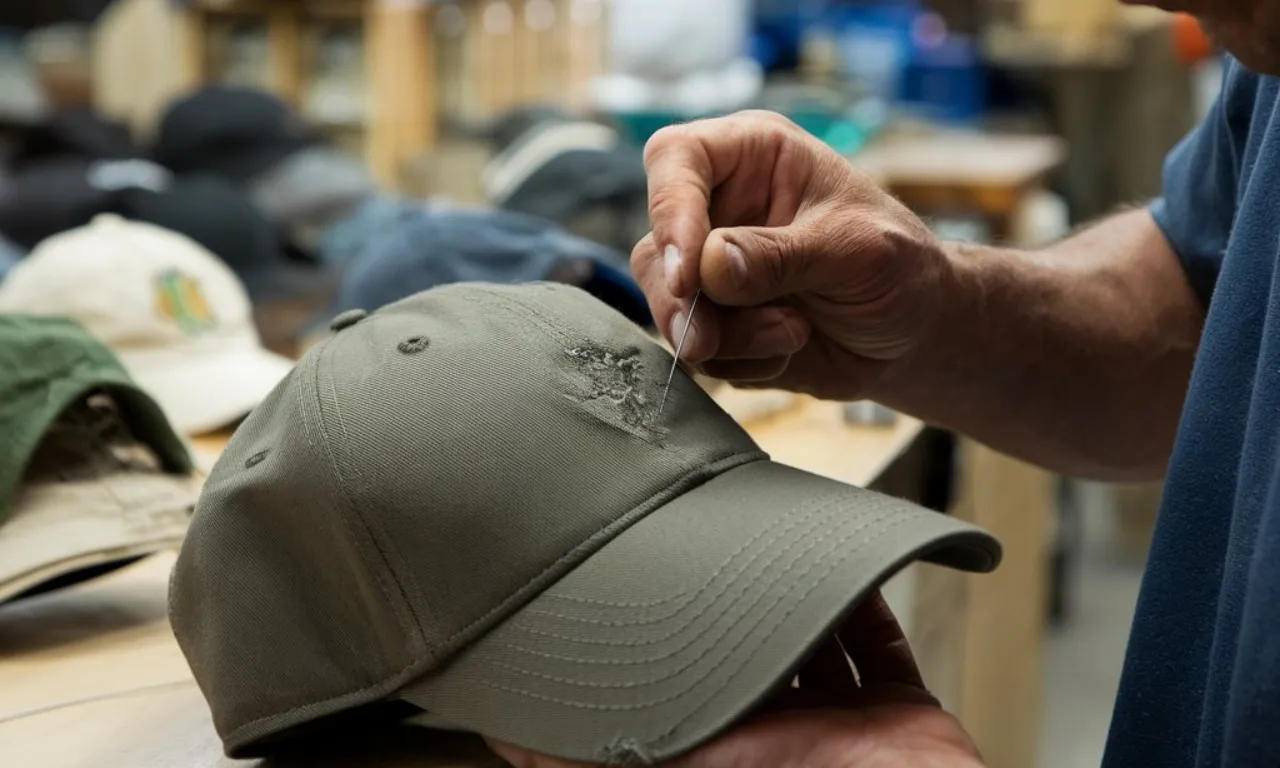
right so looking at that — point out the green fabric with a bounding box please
[0,315,192,521]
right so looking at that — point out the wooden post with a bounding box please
[177,7,208,91]
[478,0,518,115]
[266,3,304,105]
[564,0,604,110]
[953,443,1052,768]
[513,1,540,103]
[366,0,436,189]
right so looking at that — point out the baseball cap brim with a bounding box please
[121,339,296,436]
[396,459,1000,764]
[0,468,198,603]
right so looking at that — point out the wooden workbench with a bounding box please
[854,131,1067,241]
[855,129,1064,768]
[109,0,607,190]
[0,394,930,768]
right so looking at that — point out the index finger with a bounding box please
[643,124,715,300]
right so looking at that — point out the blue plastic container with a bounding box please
[901,34,986,124]
[825,2,921,103]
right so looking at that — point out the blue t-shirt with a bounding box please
[1103,58,1280,767]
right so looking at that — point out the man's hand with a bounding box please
[488,592,985,768]
[635,111,948,399]
[635,110,1202,480]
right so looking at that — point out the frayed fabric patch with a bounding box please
[565,345,661,431]
[597,737,655,766]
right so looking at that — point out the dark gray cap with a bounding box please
[170,282,1000,763]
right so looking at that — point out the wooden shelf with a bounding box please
[177,0,608,193]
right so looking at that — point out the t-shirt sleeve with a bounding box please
[1150,59,1257,306]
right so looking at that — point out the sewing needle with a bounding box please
[658,289,700,416]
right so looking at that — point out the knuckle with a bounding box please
[737,109,798,131]
[837,220,893,258]
[643,124,687,165]
[757,231,802,288]
[647,185,684,223]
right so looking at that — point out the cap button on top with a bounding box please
[329,309,369,332]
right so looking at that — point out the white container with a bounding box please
[607,0,751,80]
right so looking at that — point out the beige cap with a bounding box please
[0,392,199,603]
[0,215,295,435]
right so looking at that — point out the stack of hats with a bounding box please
[483,107,650,255]
[0,315,198,603]
[153,85,376,251]
[0,107,153,249]
[0,93,344,351]
[0,215,296,436]
[6,106,139,172]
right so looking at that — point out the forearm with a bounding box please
[874,208,1204,481]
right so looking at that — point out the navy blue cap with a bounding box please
[153,86,319,182]
[0,157,148,249]
[324,200,651,327]
[8,107,141,173]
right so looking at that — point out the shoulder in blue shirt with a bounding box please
[1105,58,1280,767]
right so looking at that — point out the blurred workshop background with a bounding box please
[0,2,1219,768]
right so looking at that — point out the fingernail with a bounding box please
[754,322,803,357]
[724,241,748,287]
[664,244,683,295]
[668,309,697,357]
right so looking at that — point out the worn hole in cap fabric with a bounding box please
[244,450,270,469]
[398,336,431,354]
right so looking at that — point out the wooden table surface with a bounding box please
[0,393,922,767]
[853,132,1066,188]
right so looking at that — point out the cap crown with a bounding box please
[0,215,258,354]
[171,282,764,746]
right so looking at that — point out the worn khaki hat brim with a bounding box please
[399,460,1000,764]
[122,339,295,436]
[0,469,199,602]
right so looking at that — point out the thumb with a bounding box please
[700,223,828,307]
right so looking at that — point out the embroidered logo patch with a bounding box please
[155,269,216,335]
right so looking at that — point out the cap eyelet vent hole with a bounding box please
[244,450,269,469]
[398,336,430,354]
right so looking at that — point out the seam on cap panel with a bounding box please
[486,509,891,687]
[308,333,425,642]
[222,448,766,750]
[475,510,909,713]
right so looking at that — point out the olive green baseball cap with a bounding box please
[171,283,1001,763]
[0,315,192,522]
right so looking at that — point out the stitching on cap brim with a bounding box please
[396,460,999,764]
